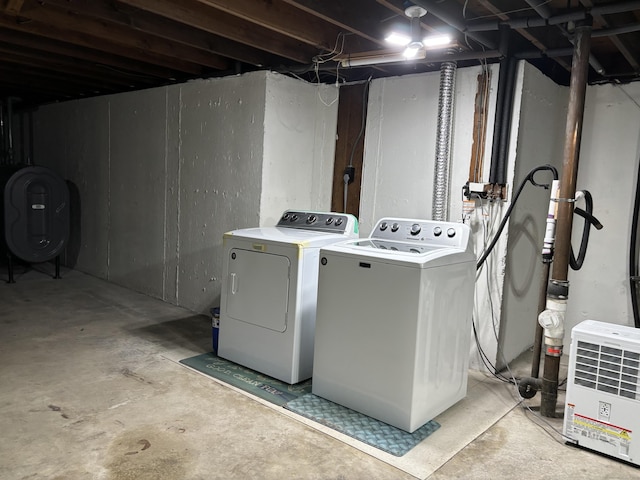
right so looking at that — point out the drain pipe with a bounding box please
[432,59,457,221]
[538,20,592,417]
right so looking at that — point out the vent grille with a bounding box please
[573,341,639,400]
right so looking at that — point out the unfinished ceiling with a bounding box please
[2,0,640,108]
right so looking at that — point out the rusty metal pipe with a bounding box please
[540,21,592,418]
[531,262,550,378]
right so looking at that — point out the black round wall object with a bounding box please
[2,166,70,263]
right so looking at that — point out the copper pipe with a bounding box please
[531,263,550,378]
[552,25,592,281]
[540,21,592,418]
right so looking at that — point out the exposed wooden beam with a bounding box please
[41,0,277,67]
[376,0,445,34]
[0,77,78,99]
[0,28,185,81]
[474,0,571,72]
[0,60,125,93]
[0,13,206,74]
[118,0,317,63]
[4,0,24,14]
[0,28,187,80]
[281,0,389,48]
[193,0,345,51]
[0,46,151,88]
[580,0,639,71]
[14,3,230,70]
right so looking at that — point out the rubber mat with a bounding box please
[285,394,440,457]
[179,352,311,406]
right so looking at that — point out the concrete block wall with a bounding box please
[565,82,640,339]
[497,63,568,367]
[32,71,337,314]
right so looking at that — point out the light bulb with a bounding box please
[385,32,411,46]
[403,42,422,59]
[422,35,452,48]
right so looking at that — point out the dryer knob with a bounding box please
[447,228,456,238]
[290,214,298,222]
[433,227,442,237]
[325,217,334,225]
[306,215,317,224]
[410,223,421,235]
[335,218,343,226]
[379,222,388,231]
[282,213,290,220]
[391,223,399,232]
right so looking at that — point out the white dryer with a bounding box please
[218,210,358,384]
[312,218,475,433]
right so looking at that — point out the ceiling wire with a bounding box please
[465,0,555,21]
[313,32,348,107]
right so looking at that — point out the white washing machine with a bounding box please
[312,217,476,432]
[218,210,358,384]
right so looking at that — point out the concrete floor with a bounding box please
[0,267,638,480]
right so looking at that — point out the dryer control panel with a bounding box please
[372,218,470,249]
[277,210,358,235]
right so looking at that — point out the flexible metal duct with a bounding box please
[432,60,457,221]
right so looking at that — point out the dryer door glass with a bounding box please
[226,248,290,332]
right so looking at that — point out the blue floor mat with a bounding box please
[285,393,440,457]
[180,352,311,406]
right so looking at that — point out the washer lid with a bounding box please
[224,226,355,248]
[320,238,474,268]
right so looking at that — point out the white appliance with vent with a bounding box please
[218,210,358,384]
[312,217,476,433]
[563,320,640,466]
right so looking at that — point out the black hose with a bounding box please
[570,191,603,271]
[631,160,640,328]
[477,164,558,270]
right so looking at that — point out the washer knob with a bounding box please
[306,215,317,224]
[433,227,442,237]
[410,223,421,236]
[391,223,400,232]
[290,214,298,222]
[325,217,334,225]
[335,218,343,226]
[379,222,388,231]
[447,228,456,238]
[282,213,290,220]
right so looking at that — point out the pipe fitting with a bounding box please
[538,297,566,340]
[518,376,542,399]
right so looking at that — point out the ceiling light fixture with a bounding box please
[384,5,452,58]
[339,4,453,68]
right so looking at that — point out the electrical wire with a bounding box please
[343,78,371,213]
[464,0,554,21]
[471,196,516,384]
[631,153,640,328]
[348,78,371,169]
[314,32,347,107]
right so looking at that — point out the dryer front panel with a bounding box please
[226,248,290,332]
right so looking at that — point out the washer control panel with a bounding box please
[372,218,469,248]
[277,210,358,234]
